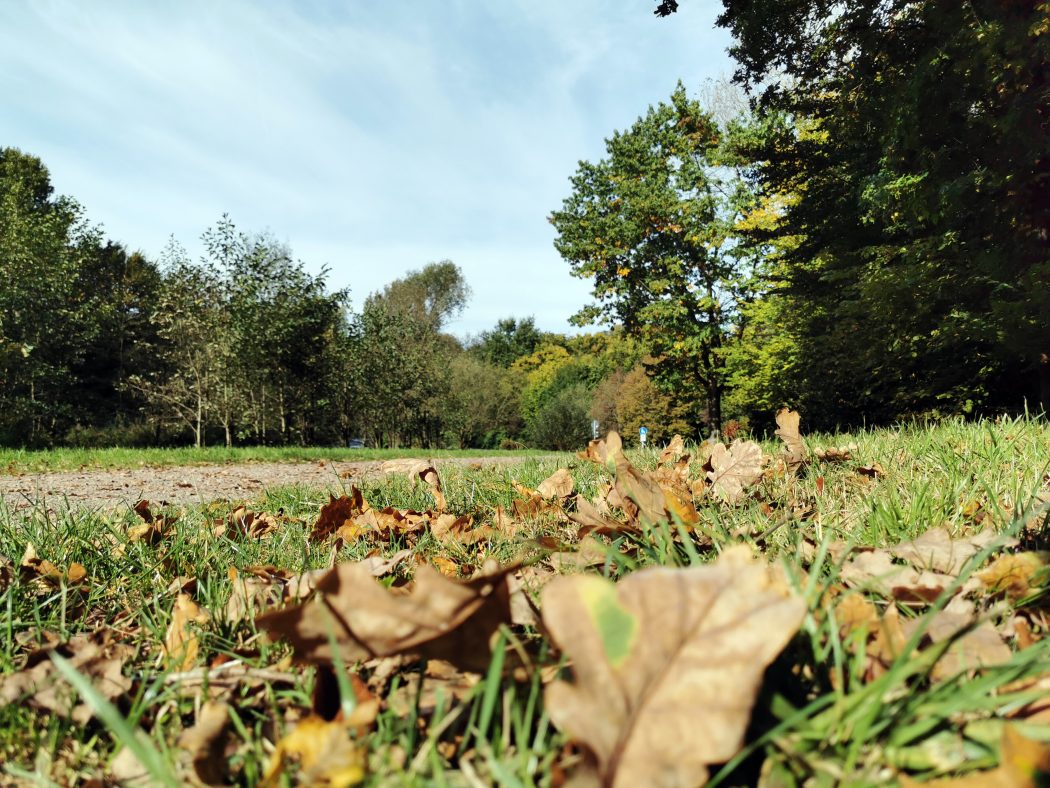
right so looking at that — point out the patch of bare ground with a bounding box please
[0,456,535,512]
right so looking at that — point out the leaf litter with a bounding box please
[2,412,1050,785]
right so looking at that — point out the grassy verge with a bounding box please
[0,417,1048,785]
[0,446,548,475]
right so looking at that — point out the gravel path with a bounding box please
[0,456,533,513]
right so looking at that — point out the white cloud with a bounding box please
[0,0,734,336]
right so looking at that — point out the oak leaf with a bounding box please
[541,546,805,786]
[257,560,513,674]
[775,408,807,469]
[706,440,764,503]
[537,467,575,500]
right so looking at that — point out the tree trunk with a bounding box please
[1039,353,1050,418]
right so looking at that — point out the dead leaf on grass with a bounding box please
[888,526,1015,575]
[775,408,808,469]
[378,459,447,511]
[178,701,231,786]
[262,715,367,787]
[541,546,805,787]
[0,634,132,725]
[537,467,575,500]
[706,440,764,503]
[977,552,1050,600]
[578,431,623,468]
[164,593,210,671]
[257,560,514,674]
[310,490,369,542]
[658,434,687,465]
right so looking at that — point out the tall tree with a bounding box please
[665,0,1050,420]
[366,260,471,330]
[0,148,101,444]
[550,84,746,433]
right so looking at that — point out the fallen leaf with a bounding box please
[359,548,414,577]
[227,506,282,538]
[537,468,575,500]
[547,535,612,573]
[706,440,764,503]
[0,634,132,725]
[775,408,807,469]
[262,716,366,787]
[311,490,369,542]
[658,434,687,465]
[612,451,699,528]
[178,701,231,786]
[977,552,1050,600]
[857,463,886,478]
[257,560,514,674]
[541,546,805,787]
[888,527,1012,575]
[164,593,210,671]
[578,431,623,468]
[378,460,447,511]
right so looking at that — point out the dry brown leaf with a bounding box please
[378,459,447,511]
[658,434,687,465]
[706,440,764,503]
[227,506,282,539]
[311,490,369,542]
[775,408,807,469]
[612,451,699,528]
[569,496,640,538]
[164,593,210,671]
[358,548,414,577]
[978,552,1050,600]
[178,701,231,786]
[578,431,623,467]
[537,468,575,500]
[0,634,132,725]
[257,560,513,674]
[430,513,475,542]
[262,715,366,787]
[926,615,1012,681]
[541,546,805,787]
[857,463,887,478]
[547,535,612,573]
[840,550,956,601]
[888,527,1015,575]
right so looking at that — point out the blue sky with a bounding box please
[0,1,734,336]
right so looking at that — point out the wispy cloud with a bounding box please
[0,0,733,334]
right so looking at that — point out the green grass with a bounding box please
[1,416,1049,785]
[0,445,549,475]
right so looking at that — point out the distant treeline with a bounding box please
[3,0,1047,451]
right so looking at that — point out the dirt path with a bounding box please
[0,456,536,513]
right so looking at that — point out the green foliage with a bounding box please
[365,260,471,331]
[550,84,752,432]
[714,0,1050,425]
[526,382,593,450]
[469,317,544,367]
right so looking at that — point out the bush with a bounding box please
[526,384,592,450]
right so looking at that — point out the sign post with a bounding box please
[639,426,648,446]
[591,419,600,440]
